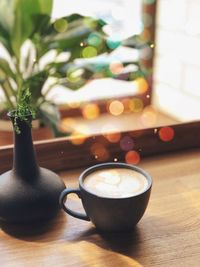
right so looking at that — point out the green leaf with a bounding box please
[37,0,53,14]
[0,24,13,54]
[24,71,48,104]
[43,16,106,51]
[11,0,53,58]
[0,0,16,34]
[0,58,16,80]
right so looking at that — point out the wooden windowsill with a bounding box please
[0,115,199,175]
[1,149,200,266]
[61,110,179,135]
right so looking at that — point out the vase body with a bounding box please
[0,115,66,223]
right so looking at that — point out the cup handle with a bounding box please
[59,188,90,221]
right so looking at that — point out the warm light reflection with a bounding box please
[101,124,121,143]
[135,77,149,94]
[105,132,121,143]
[141,106,157,127]
[109,62,124,75]
[129,98,144,113]
[154,128,158,134]
[159,127,175,142]
[121,98,130,113]
[91,143,109,161]
[109,100,124,116]
[60,118,76,132]
[125,151,140,165]
[70,134,86,145]
[82,103,100,120]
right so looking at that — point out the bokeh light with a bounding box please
[121,98,131,113]
[87,33,102,47]
[54,18,68,33]
[101,124,121,143]
[114,158,118,162]
[125,150,141,165]
[109,62,124,75]
[135,77,149,94]
[69,123,90,145]
[106,37,121,49]
[141,106,158,127]
[60,118,76,132]
[109,100,124,116]
[82,103,100,120]
[105,132,121,143]
[70,133,86,145]
[129,98,144,113]
[159,127,175,142]
[91,143,109,161]
[82,46,97,58]
[120,136,134,151]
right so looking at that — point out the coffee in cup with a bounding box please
[84,168,148,198]
[60,163,152,232]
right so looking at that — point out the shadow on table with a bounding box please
[69,225,142,258]
[0,210,67,242]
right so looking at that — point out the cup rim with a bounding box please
[79,162,152,199]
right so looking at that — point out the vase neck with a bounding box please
[12,118,39,179]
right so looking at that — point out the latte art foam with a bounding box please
[84,168,148,198]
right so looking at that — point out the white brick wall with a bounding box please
[153,0,200,121]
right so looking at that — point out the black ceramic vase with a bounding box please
[0,113,66,223]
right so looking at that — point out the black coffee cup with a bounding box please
[59,162,152,232]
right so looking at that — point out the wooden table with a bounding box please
[0,149,200,267]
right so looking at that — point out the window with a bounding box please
[46,0,144,104]
[153,0,200,121]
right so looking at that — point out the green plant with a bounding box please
[0,0,148,135]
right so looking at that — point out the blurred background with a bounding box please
[0,0,199,146]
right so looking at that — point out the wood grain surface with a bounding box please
[0,149,200,267]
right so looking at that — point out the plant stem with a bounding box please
[15,59,23,103]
